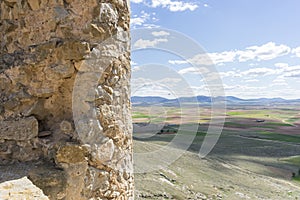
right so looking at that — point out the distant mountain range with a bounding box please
[131,96,300,106]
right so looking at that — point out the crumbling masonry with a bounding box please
[0,0,133,199]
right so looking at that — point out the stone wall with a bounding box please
[0,0,133,199]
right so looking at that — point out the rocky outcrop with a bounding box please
[0,0,133,199]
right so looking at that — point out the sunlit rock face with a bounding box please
[0,0,133,199]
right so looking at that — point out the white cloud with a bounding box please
[279,65,300,78]
[241,67,280,77]
[142,24,160,29]
[208,51,237,65]
[152,31,170,37]
[219,71,241,78]
[130,0,198,12]
[176,58,300,84]
[133,38,168,48]
[169,42,292,67]
[274,62,289,69]
[240,64,300,79]
[283,65,300,72]
[222,64,300,80]
[168,60,188,65]
[223,84,241,90]
[169,54,212,66]
[292,46,300,57]
[245,79,259,83]
[249,63,259,67]
[237,42,291,62]
[131,82,168,97]
[131,11,150,26]
[132,66,141,72]
[131,0,144,3]
[131,17,145,26]
[169,51,237,66]
[271,77,288,86]
[185,54,212,65]
[131,77,192,98]
[220,84,268,98]
[157,77,182,83]
[282,70,300,78]
[272,77,285,83]
[131,11,159,28]
[178,67,210,74]
[221,65,298,79]
[131,61,138,66]
[203,3,209,7]
[191,85,211,96]
[151,0,198,12]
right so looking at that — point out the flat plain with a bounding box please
[133,104,300,199]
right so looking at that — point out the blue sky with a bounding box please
[130,0,300,99]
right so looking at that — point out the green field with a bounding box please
[133,105,300,199]
[282,156,300,165]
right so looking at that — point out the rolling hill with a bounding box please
[131,96,300,106]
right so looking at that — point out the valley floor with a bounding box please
[133,106,300,200]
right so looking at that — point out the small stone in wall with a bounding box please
[55,145,86,164]
[38,131,52,138]
[27,0,40,10]
[91,139,115,165]
[60,120,73,135]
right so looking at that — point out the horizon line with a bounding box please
[131,95,300,101]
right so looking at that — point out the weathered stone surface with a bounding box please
[59,120,73,135]
[0,177,49,200]
[0,0,133,199]
[0,116,38,140]
[28,166,67,200]
[55,145,86,164]
[91,139,115,165]
[60,162,88,200]
[0,116,41,162]
[27,0,40,10]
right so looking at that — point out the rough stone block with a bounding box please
[28,166,67,200]
[55,145,87,164]
[0,116,38,141]
[0,177,49,200]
